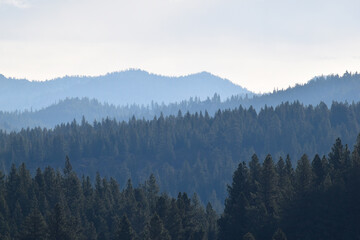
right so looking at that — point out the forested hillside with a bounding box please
[0,70,250,112]
[242,71,360,109]
[1,101,360,210]
[219,135,360,239]
[0,159,217,239]
[1,136,359,239]
[1,72,359,132]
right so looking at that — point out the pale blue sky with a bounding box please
[1,0,359,92]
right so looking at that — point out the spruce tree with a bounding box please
[166,199,183,240]
[218,162,250,240]
[48,203,70,240]
[20,207,48,240]
[259,154,279,238]
[205,203,218,240]
[150,213,171,240]
[261,154,278,217]
[312,154,326,187]
[272,228,287,240]
[115,215,135,240]
[295,154,313,194]
[243,232,256,240]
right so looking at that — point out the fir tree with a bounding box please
[272,228,287,240]
[243,232,256,240]
[20,207,48,240]
[48,203,70,240]
[115,215,135,240]
[218,162,250,240]
[150,213,171,240]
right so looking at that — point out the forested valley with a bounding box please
[1,135,360,239]
[1,101,360,211]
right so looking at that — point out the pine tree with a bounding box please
[63,155,72,176]
[145,174,160,212]
[272,228,287,240]
[155,195,168,222]
[259,154,279,238]
[218,162,250,240]
[166,199,183,240]
[243,232,256,240]
[260,155,279,215]
[328,138,346,184]
[249,154,261,204]
[150,213,171,240]
[20,207,48,240]
[312,154,326,187]
[48,203,71,240]
[140,222,151,240]
[205,203,218,240]
[115,215,135,240]
[295,154,313,194]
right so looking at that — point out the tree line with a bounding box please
[1,101,360,210]
[0,103,360,211]
[220,135,360,239]
[0,158,217,239]
[1,135,360,239]
[2,71,360,132]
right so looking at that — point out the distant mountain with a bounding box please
[0,69,251,111]
[1,71,360,132]
[242,72,360,109]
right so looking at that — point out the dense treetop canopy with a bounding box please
[1,101,360,210]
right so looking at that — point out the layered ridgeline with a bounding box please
[0,70,250,112]
[245,71,360,109]
[1,102,360,211]
[1,72,360,131]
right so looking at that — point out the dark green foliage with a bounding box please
[115,215,135,240]
[149,213,171,240]
[0,101,360,208]
[0,159,217,240]
[295,154,313,194]
[205,203,218,240]
[220,136,360,239]
[20,207,48,240]
[272,228,287,240]
[243,232,256,240]
[218,162,250,239]
[48,203,71,240]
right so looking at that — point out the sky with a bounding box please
[0,0,359,93]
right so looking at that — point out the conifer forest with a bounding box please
[0,100,360,239]
[3,0,360,238]
[1,135,360,239]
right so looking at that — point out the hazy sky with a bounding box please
[1,0,359,93]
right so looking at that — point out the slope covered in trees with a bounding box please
[219,135,360,239]
[1,137,359,239]
[1,101,360,210]
[0,70,250,112]
[1,72,359,132]
[0,159,217,239]
[241,71,360,110]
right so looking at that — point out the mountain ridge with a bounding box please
[0,69,251,112]
[1,72,360,131]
